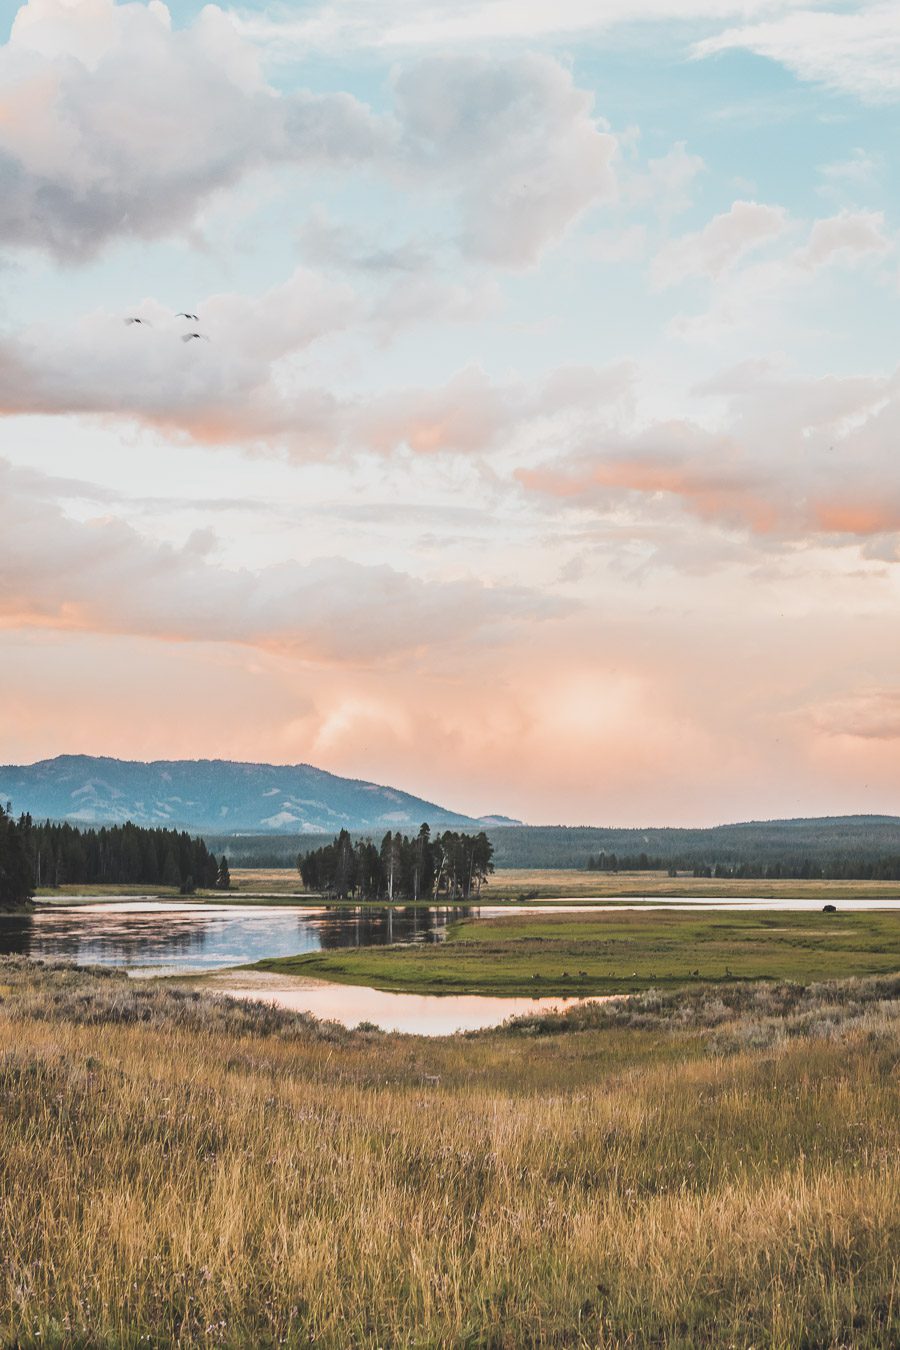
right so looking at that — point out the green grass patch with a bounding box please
[255,907,900,995]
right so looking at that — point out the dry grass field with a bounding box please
[485,869,900,900]
[36,867,900,903]
[0,959,898,1347]
[228,868,900,901]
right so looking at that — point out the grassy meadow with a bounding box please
[0,958,898,1347]
[256,907,900,995]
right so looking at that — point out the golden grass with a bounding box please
[486,868,900,899]
[0,962,898,1346]
[37,867,900,903]
[226,868,900,900]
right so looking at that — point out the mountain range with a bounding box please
[0,755,519,834]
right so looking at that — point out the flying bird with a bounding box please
[181,332,209,342]
[176,312,199,321]
[124,316,146,325]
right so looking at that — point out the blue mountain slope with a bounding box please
[0,755,500,834]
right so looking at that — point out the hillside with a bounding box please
[0,755,505,835]
[210,817,900,870]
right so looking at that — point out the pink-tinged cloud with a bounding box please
[810,688,900,741]
[517,366,900,545]
[0,459,569,660]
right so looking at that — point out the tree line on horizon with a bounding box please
[587,850,900,880]
[211,817,900,873]
[0,807,231,904]
[298,825,494,901]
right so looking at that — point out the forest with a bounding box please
[0,809,228,902]
[298,825,494,901]
[0,805,33,908]
[211,815,900,874]
[587,850,900,880]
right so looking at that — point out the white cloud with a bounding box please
[819,148,881,185]
[660,207,894,340]
[0,268,356,448]
[0,0,386,260]
[0,458,566,658]
[391,54,618,266]
[797,209,891,268]
[0,3,622,267]
[694,5,900,102]
[626,141,706,218]
[652,199,788,287]
[0,275,637,458]
[236,0,814,54]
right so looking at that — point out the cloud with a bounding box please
[819,148,881,186]
[0,277,636,458]
[0,268,355,449]
[0,458,567,659]
[362,362,636,456]
[797,209,891,268]
[391,54,618,265]
[811,688,900,741]
[0,0,386,260]
[517,363,900,546]
[660,207,894,341]
[236,1,814,54]
[651,199,788,287]
[625,141,706,219]
[297,208,432,275]
[694,5,900,102]
[0,3,621,265]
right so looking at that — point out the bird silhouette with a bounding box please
[181,332,209,342]
[176,312,199,321]
[124,316,146,325]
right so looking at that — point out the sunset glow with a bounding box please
[2,0,899,824]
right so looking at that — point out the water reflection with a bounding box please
[216,978,585,1036]
[0,902,466,973]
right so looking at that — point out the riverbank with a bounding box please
[0,957,897,1346]
[255,907,900,995]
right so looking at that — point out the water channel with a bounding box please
[3,896,897,1034]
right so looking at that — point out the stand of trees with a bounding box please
[587,852,667,872]
[298,824,494,901]
[0,805,33,908]
[7,814,219,893]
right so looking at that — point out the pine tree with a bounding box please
[0,805,34,908]
[216,855,231,891]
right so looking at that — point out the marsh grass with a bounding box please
[0,959,898,1347]
[259,907,900,995]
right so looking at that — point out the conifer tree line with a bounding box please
[0,806,232,901]
[586,850,900,880]
[0,805,33,907]
[298,825,494,901]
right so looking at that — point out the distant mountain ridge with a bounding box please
[0,755,516,835]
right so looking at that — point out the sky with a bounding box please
[1,0,899,826]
